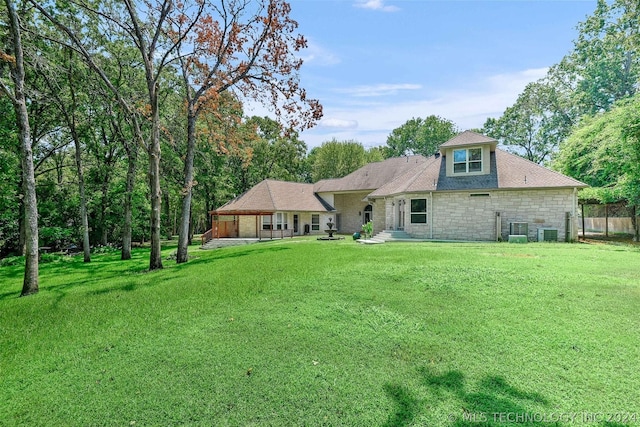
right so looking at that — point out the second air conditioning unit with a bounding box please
[537,228,558,242]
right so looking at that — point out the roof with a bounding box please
[213,180,334,214]
[313,155,428,193]
[495,149,587,189]
[439,130,497,154]
[368,148,587,197]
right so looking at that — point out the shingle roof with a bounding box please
[313,155,428,193]
[439,130,497,152]
[495,150,587,189]
[366,156,441,196]
[214,180,334,213]
[368,148,586,197]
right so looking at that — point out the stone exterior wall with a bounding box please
[332,192,373,234]
[372,200,386,235]
[384,189,579,241]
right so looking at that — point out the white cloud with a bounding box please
[354,0,399,12]
[299,68,549,149]
[319,118,359,129]
[335,83,422,97]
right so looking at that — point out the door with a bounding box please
[293,214,299,235]
[363,204,373,224]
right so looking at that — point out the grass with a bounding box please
[1,239,639,426]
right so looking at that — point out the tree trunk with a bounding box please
[100,173,110,246]
[121,140,137,260]
[148,99,163,270]
[63,49,91,263]
[188,204,193,245]
[176,108,197,263]
[163,191,172,240]
[73,134,91,262]
[4,0,39,295]
[18,177,26,255]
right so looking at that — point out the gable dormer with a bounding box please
[439,131,498,177]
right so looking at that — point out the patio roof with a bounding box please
[211,179,335,215]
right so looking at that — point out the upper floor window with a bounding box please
[453,148,482,173]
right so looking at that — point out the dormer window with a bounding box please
[453,148,482,173]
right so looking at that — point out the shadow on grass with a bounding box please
[0,244,291,301]
[66,245,291,297]
[384,368,549,427]
[205,244,291,261]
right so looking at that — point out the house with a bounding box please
[210,131,587,242]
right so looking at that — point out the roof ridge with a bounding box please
[264,180,277,210]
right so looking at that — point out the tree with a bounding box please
[385,115,457,158]
[553,95,640,239]
[0,98,19,255]
[30,0,200,270]
[310,139,369,181]
[483,82,574,164]
[567,0,640,114]
[553,103,629,188]
[243,116,308,184]
[484,0,639,164]
[36,47,93,262]
[192,94,253,227]
[172,0,322,263]
[1,0,39,295]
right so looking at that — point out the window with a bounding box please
[453,148,482,174]
[410,199,427,224]
[276,213,288,230]
[311,214,320,231]
[262,215,272,230]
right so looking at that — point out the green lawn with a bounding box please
[1,239,639,426]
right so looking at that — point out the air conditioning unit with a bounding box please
[538,228,558,242]
[509,222,528,236]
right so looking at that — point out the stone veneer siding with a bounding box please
[332,192,379,234]
[386,189,579,241]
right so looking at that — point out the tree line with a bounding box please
[1,0,324,295]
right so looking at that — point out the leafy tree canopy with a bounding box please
[485,0,639,164]
[553,94,640,206]
[483,81,573,164]
[310,139,375,182]
[385,115,457,158]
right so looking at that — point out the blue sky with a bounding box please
[246,0,597,149]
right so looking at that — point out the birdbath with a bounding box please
[325,217,337,238]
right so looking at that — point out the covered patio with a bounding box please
[202,210,294,245]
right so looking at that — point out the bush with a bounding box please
[39,227,75,249]
[361,221,373,239]
[0,255,24,267]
